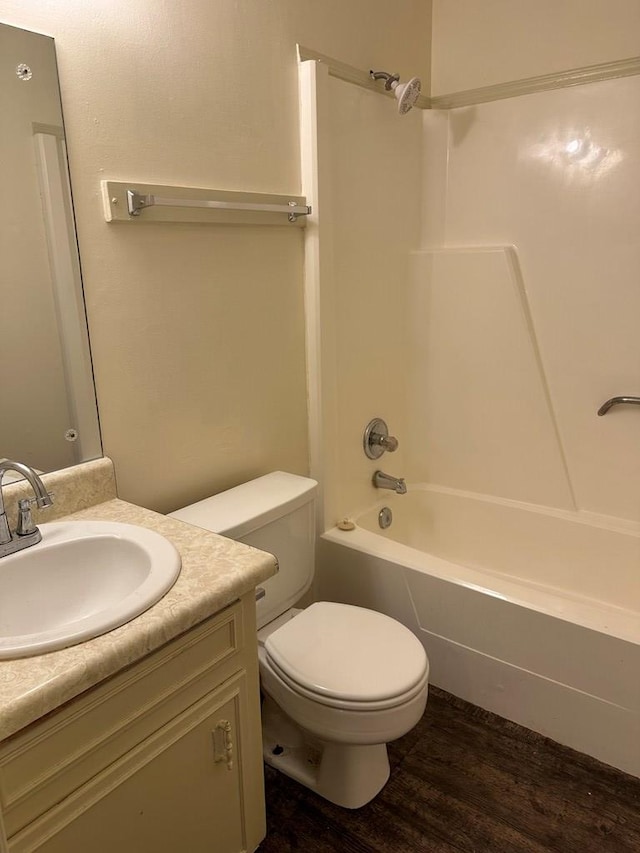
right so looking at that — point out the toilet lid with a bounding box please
[264,602,428,703]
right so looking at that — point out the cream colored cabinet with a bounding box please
[0,594,266,853]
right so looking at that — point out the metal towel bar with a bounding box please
[101,180,311,225]
[127,190,311,221]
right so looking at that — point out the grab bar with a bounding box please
[597,396,640,416]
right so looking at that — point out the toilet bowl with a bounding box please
[169,472,429,808]
[258,602,428,808]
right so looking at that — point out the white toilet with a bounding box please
[170,471,429,808]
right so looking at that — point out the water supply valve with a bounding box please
[363,418,399,459]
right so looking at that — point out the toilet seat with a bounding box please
[264,602,428,710]
[264,652,428,712]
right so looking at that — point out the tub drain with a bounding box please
[378,507,393,529]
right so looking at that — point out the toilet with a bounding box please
[169,471,429,808]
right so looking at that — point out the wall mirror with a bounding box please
[0,22,101,473]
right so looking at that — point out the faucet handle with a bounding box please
[363,418,400,459]
[16,498,37,536]
[15,494,54,536]
[18,492,55,508]
[376,434,398,452]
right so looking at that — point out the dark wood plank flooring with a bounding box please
[257,687,640,852]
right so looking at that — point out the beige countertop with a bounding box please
[0,496,277,742]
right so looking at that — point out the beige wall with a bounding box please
[0,1,431,512]
[431,0,640,94]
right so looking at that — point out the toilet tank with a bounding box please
[168,472,318,629]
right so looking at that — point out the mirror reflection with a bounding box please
[0,22,101,472]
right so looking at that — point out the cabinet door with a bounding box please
[24,676,249,853]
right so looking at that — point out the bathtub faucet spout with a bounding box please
[373,470,407,495]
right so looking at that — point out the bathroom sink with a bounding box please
[0,521,181,659]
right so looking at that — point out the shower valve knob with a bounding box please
[363,418,399,459]
[374,434,398,452]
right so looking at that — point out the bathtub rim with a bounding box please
[321,523,639,647]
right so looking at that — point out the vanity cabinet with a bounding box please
[0,594,266,853]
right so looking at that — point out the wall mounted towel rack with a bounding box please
[102,181,311,227]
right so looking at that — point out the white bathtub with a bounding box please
[317,485,640,776]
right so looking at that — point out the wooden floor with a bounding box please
[257,687,640,852]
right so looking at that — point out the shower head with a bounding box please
[392,76,421,114]
[369,70,422,115]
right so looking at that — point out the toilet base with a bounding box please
[262,696,391,809]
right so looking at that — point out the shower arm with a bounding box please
[369,70,400,90]
[597,396,640,416]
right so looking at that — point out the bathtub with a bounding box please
[317,485,640,776]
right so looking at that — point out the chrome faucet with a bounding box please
[0,460,54,558]
[373,470,407,495]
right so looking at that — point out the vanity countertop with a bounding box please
[0,497,278,742]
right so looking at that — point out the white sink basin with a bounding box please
[0,521,181,659]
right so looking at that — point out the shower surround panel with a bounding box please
[433,73,640,523]
[299,58,640,776]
